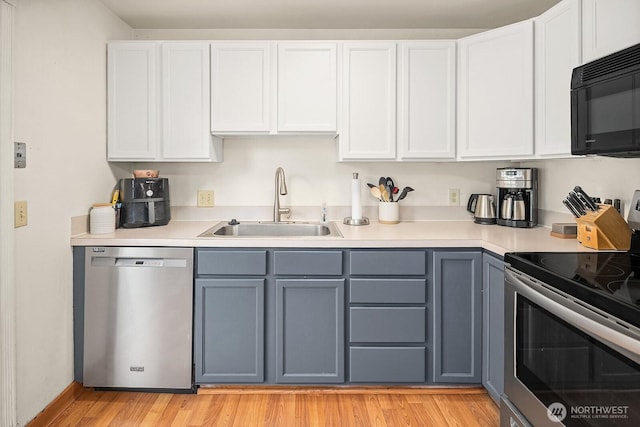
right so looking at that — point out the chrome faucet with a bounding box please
[273,167,291,222]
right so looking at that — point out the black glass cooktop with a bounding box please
[505,251,640,329]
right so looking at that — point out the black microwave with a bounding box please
[571,42,640,157]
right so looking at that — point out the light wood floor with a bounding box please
[37,386,499,426]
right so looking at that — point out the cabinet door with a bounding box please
[277,43,337,132]
[432,251,482,383]
[107,42,158,160]
[161,43,216,160]
[457,20,534,159]
[582,0,640,62]
[276,279,344,383]
[398,41,456,160]
[340,42,396,160]
[482,253,505,404]
[194,278,264,383]
[534,0,582,157]
[210,42,272,133]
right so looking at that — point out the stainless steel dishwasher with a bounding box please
[83,246,193,390]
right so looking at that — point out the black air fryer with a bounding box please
[119,178,171,228]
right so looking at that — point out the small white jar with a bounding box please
[90,203,115,234]
[378,201,400,224]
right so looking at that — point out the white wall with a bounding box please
[135,137,511,212]
[522,156,640,218]
[13,1,131,424]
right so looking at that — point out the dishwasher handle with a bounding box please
[91,257,187,268]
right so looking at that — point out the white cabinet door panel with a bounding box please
[535,0,581,157]
[161,43,212,160]
[107,42,158,160]
[458,20,534,159]
[211,43,272,132]
[398,41,456,160]
[277,43,337,132]
[340,43,396,160]
[582,0,640,62]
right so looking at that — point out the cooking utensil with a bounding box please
[370,186,382,201]
[381,187,390,202]
[574,186,599,211]
[397,186,414,201]
[567,192,587,216]
[385,177,395,201]
[366,183,376,189]
[379,177,386,187]
[563,199,581,218]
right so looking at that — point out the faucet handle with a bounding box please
[279,207,291,221]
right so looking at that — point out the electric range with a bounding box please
[505,251,640,329]
[502,251,640,427]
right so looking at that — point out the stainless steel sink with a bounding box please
[198,221,342,238]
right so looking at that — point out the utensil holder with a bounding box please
[378,202,399,224]
[576,205,631,250]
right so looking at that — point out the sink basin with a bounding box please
[199,221,342,238]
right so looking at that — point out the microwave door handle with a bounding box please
[507,269,640,366]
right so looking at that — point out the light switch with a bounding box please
[14,201,27,228]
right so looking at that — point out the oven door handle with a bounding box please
[507,269,640,366]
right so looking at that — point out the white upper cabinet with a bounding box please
[161,43,215,160]
[397,41,456,160]
[277,43,337,132]
[534,0,582,157]
[108,42,220,162]
[457,20,534,160]
[582,0,640,62]
[108,42,158,160]
[340,42,397,160]
[210,42,272,133]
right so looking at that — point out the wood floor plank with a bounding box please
[36,386,500,427]
[363,394,387,427]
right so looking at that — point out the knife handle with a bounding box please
[567,192,586,216]
[574,186,599,211]
[563,199,580,218]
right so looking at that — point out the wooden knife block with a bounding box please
[576,205,631,250]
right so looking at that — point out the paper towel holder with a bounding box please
[343,217,370,226]
[344,172,370,226]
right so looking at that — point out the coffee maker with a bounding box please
[119,178,171,228]
[496,168,537,228]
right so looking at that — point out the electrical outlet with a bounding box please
[449,189,460,206]
[197,190,215,207]
[14,200,27,227]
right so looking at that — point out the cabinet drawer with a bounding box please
[197,250,267,275]
[350,307,425,343]
[350,347,425,383]
[349,251,426,276]
[273,250,342,276]
[349,279,426,304]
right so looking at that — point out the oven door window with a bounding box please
[574,73,640,154]
[516,295,640,426]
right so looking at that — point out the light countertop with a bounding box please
[70,220,590,256]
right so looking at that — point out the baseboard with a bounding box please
[26,382,85,427]
[197,385,488,395]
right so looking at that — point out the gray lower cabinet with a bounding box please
[276,279,345,383]
[432,250,482,383]
[482,253,505,404]
[194,278,265,383]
